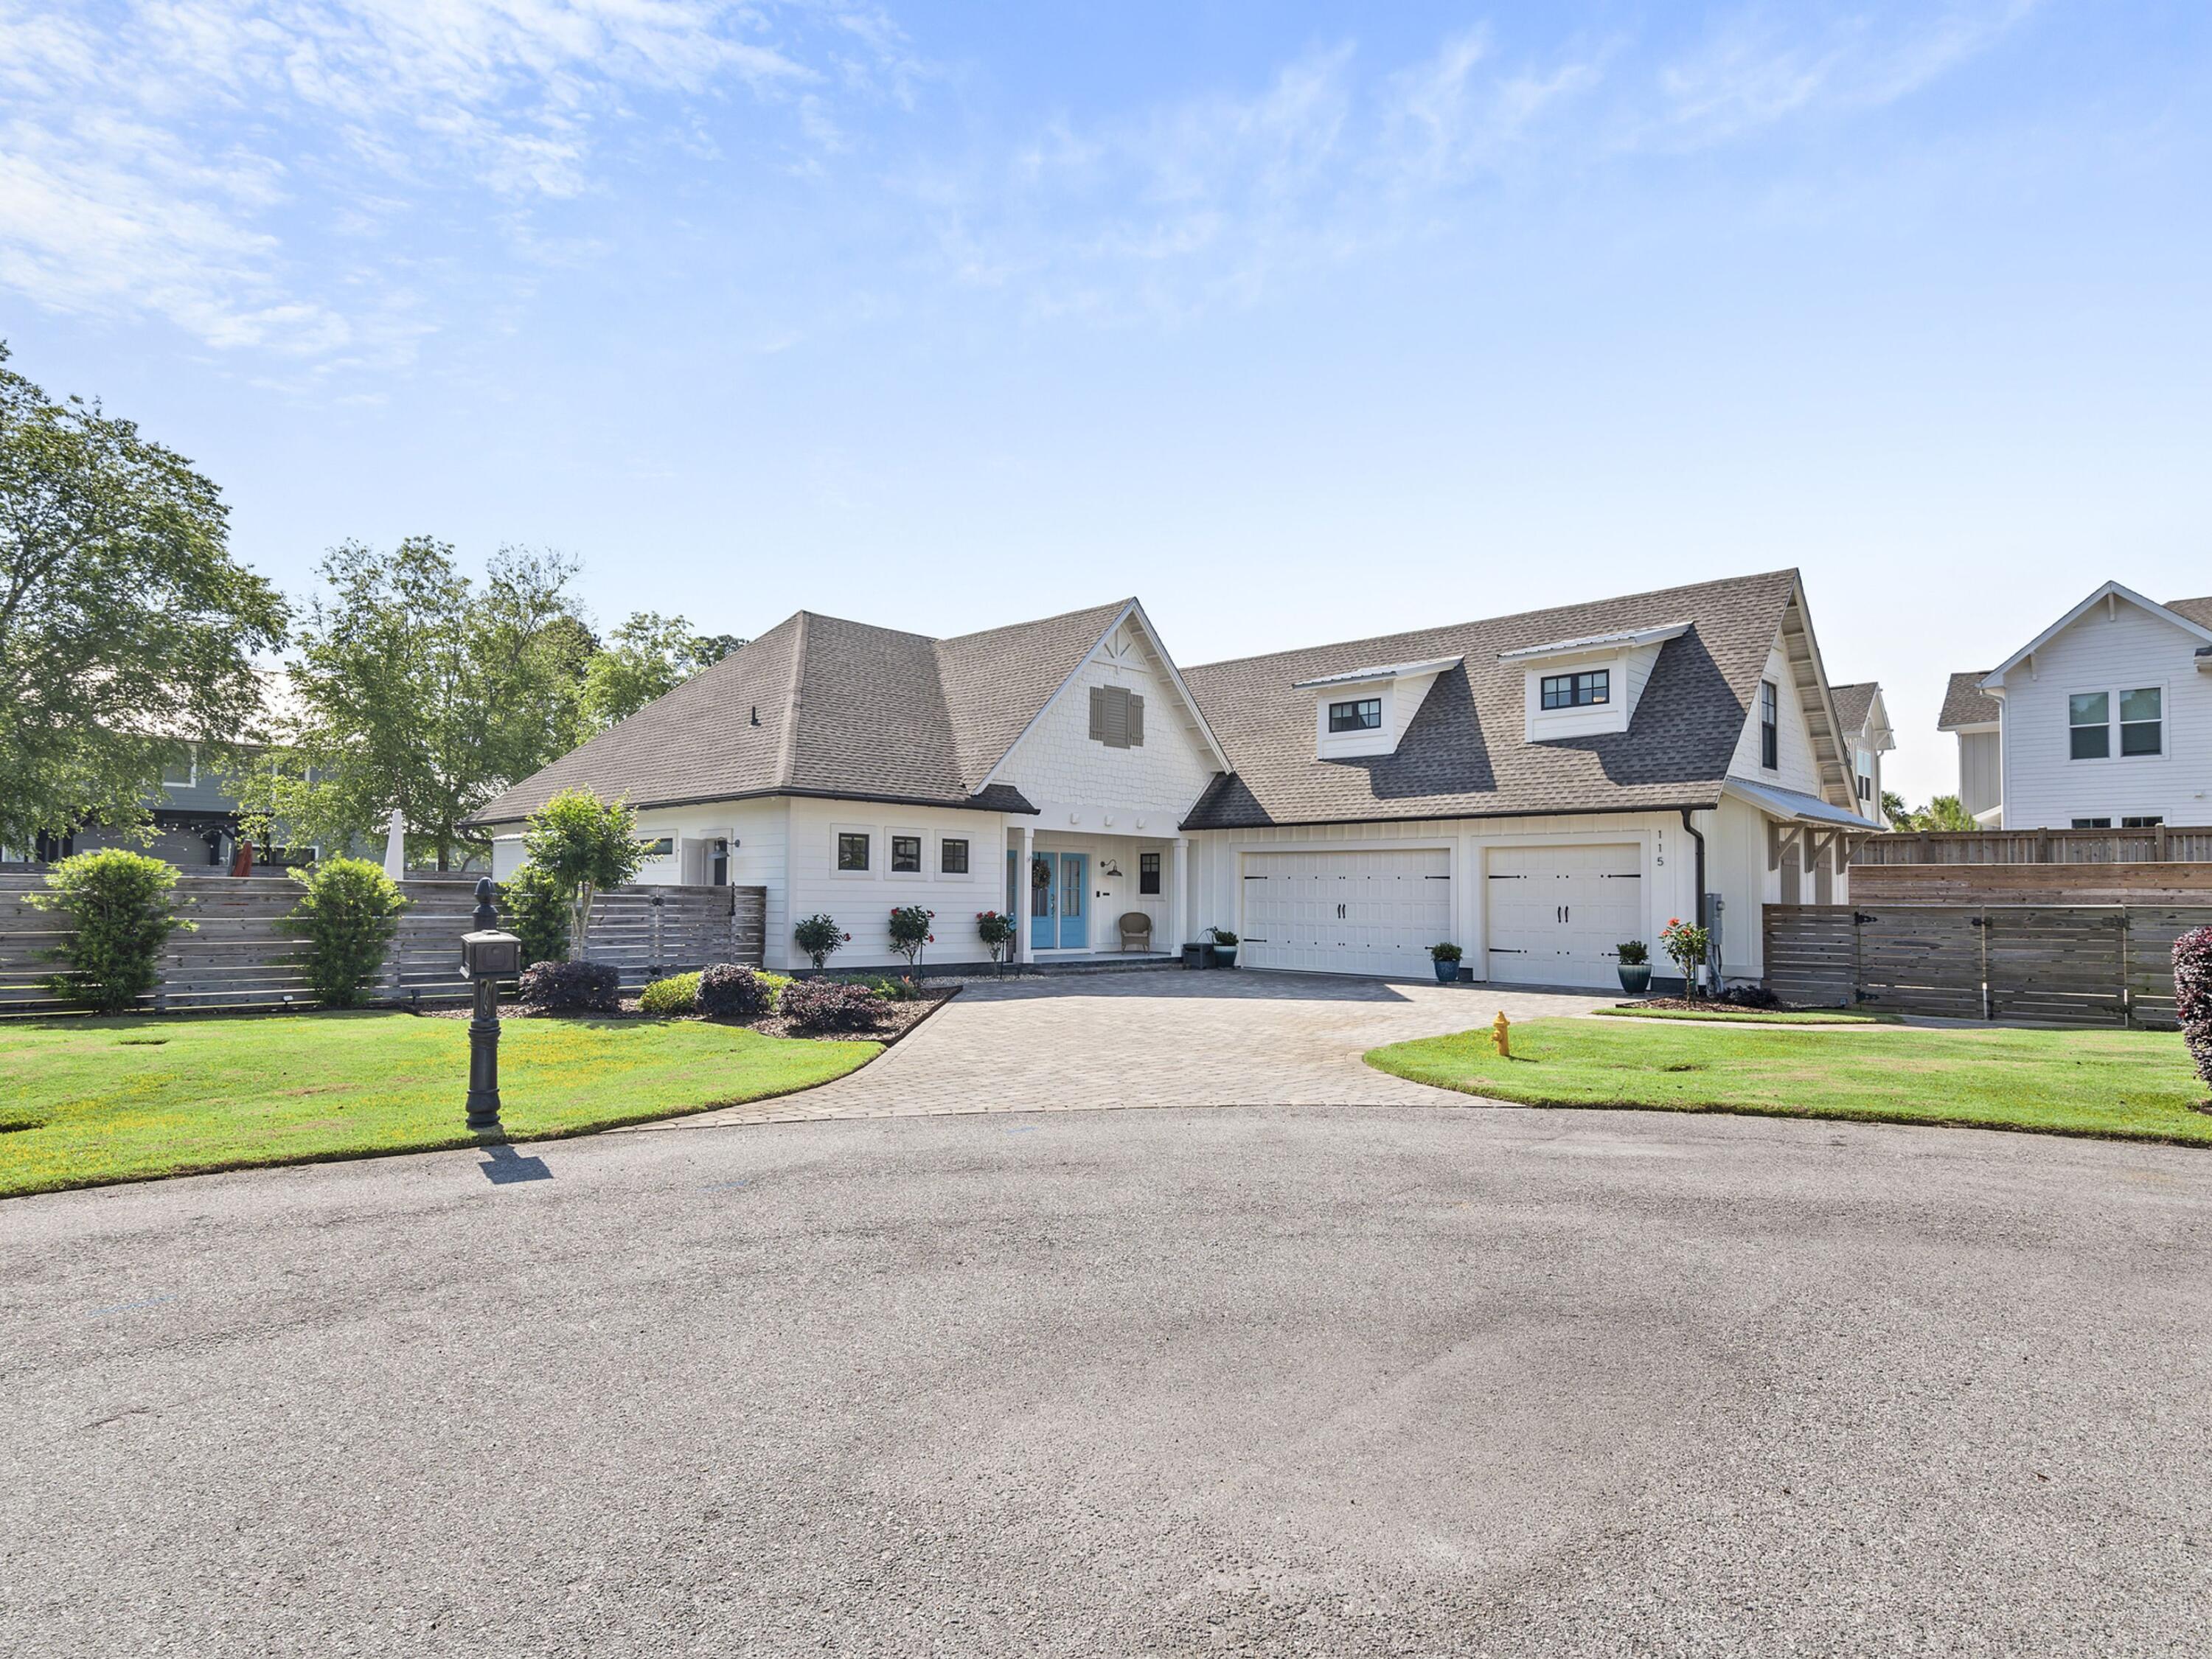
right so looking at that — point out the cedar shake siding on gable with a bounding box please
[470,600,1135,826]
[1178,570,1806,831]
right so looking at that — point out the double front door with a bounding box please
[1028,851,1089,950]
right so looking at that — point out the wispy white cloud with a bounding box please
[0,0,911,353]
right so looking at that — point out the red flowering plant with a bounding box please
[888,905,936,973]
[1658,915,1711,993]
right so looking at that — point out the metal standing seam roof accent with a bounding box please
[1177,568,1817,832]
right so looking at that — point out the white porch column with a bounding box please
[1169,835,1188,960]
[1016,823,1036,966]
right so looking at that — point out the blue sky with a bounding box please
[4,1,2208,802]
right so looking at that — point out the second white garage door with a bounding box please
[1240,848,1452,978]
[1485,844,1644,989]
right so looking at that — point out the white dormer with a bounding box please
[1295,655,1463,759]
[1500,621,1690,743]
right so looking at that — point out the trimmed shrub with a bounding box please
[758,971,793,1009]
[793,913,848,970]
[32,849,188,1014]
[282,855,408,1008]
[698,963,773,1019]
[780,978,884,1033]
[1717,981,1783,1011]
[2176,925,2212,1089]
[503,860,571,967]
[518,959,621,1012]
[639,970,701,1017]
[830,973,917,1001]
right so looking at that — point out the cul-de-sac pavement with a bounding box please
[7,971,2208,1656]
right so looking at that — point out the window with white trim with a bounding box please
[2122,815,2164,829]
[1539,670,1608,710]
[1759,681,1779,770]
[2070,687,2163,759]
[1327,698,1382,732]
[940,837,970,875]
[1139,852,1161,894]
[836,831,870,872]
[890,834,922,874]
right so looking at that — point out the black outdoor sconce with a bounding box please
[459,876,524,1133]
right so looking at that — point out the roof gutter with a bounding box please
[1178,799,1722,835]
[463,785,1043,834]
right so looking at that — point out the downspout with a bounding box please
[1680,807,1710,991]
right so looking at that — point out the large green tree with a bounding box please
[262,538,592,869]
[577,612,743,734]
[0,343,287,852]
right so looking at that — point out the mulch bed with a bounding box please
[1621,997,1832,1015]
[420,985,959,1045]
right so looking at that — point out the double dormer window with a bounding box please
[1327,698,1382,732]
[1540,670,1608,710]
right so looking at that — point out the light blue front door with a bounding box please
[1028,851,1091,950]
[1058,853,1088,949]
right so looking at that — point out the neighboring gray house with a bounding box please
[1827,681,1894,828]
[0,746,299,872]
[472,569,1877,989]
[1941,582,2212,830]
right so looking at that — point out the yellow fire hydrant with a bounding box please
[1491,1011,1512,1058]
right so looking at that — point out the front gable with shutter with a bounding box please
[994,610,1222,818]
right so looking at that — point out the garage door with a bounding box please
[1240,848,1452,978]
[1485,844,1644,989]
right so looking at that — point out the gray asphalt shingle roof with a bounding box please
[1177,569,1805,831]
[1828,681,1879,737]
[472,600,1133,825]
[1938,672,2000,730]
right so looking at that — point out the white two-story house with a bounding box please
[473,569,1877,990]
[1941,582,2212,831]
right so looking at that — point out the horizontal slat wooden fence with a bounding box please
[1852,826,2212,866]
[0,875,765,1018]
[1764,902,2212,1029]
[1848,863,2212,905]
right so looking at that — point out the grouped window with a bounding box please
[1327,698,1382,732]
[890,835,922,874]
[836,832,870,872]
[1539,670,1608,711]
[940,837,970,874]
[2070,687,2163,760]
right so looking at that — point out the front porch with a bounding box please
[1004,824,1189,967]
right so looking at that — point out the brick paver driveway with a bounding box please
[664,968,1607,1130]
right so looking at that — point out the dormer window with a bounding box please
[1540,670,1608,710]
[1328,698,1382,733]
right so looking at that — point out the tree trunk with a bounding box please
[569,882,594,959]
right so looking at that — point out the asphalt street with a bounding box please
[6,1103,2209,1655]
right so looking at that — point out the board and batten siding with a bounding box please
[1958,728,2002,819]
[1185,810,1719,982]
[1992,599,2212,830]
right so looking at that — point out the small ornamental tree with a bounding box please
[888,905,934,972]
[793,913,848,970]
[282,855,408,1007]
[1659,917,1711,992]
[2175,925,2212,1091]
[520,789,646,959]
[31,849,189,1013]
[976,910,1016,969]
[501,860,571,967]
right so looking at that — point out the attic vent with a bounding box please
[1089,685,1145,749]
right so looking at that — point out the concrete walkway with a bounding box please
[653,968,1610,1129]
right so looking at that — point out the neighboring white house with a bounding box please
[1828,682,1894,828]
[470,569,1877,990]
[1941,582,2212,831]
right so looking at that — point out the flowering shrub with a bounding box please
[793,914,848,970]
[780,978,884,1032]
[698,962,773,1019]
[976,910,1016,964]
[1658,917,1711,990]
[518,959,620,1012]
[888,905,935,970]
[2176,925,2212,1089]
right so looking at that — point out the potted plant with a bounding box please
[1206,926,1239,968]
[1429,942,1463,984]
[1615,939,1651,995]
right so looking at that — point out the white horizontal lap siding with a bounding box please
[1994,601,2212,830]
[1728,639,1825,797]
[782,797,1004,970]
[994,620,1218,819]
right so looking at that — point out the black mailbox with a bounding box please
[462,929,523,979]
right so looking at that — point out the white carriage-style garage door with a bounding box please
[1484,844,1644,989]
[1239,848,1453,978]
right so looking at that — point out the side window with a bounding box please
[890,835,922,873]
[1759,681,1778,770]
[2118,687,2162,757]
[940,837,970,874]
[836,832,870,872]
[1138,852,1161,894]
[2068,693,2110,759]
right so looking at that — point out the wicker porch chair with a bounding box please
[1116,911,1153,954]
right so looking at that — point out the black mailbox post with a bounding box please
[461,877,523,1133]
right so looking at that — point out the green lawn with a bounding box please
[1591,1006,1896,1025]
[1366,1018,2212,1144]
[0,1013,879,1199]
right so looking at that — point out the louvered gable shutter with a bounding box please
[1127,693,1144,747]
